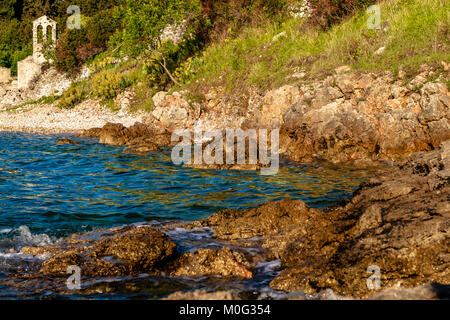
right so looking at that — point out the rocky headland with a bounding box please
[75,65,450,167]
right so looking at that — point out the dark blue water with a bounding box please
[0,131,374,239]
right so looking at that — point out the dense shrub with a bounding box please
[122,0,202,57]
[0,19,32,75]
[0,0,125,73]
[54,9,123,73]
[92,71,127,99]
[58,86,85,109]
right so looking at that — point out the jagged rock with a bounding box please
[193,199,321,242]
[21,226,255,282]
[259,85,300,128]
[79,122,172,150]
[270,141,450,297]
[187,141,450,297]
[181,129,276,172]
[279,70,449,164]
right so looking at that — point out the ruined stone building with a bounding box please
[17,16,58,89]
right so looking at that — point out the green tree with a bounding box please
[122,0,201,56]
[0,0,19,20]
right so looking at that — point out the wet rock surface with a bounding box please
[56,138,79,145]
[22,226,178,277]
[17,225,257,288]
[189,141,450,297]
[180,129,277,172]
[169,246,254,279]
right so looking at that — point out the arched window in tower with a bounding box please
[37,25,44,44]
[46,25,53,43]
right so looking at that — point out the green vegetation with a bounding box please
[1,0,448,111]
[184,0,449,95]
[0,0,124,75]
[58,86,85,109]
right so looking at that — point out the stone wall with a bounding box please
[0,67,11,84]
[17,56,42,90]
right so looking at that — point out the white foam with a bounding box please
[255,260,281,274]
[0,225,55,250]
[165,227,214,240]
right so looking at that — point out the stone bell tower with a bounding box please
[32,16,58,64]
[17,16,58,89]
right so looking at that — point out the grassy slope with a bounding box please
[185,0,449,95]
[44,0,449,111]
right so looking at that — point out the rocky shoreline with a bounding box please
[2,65,449,164]
[0,65,448,299]
[60,65,448,169]
[7,140,448,299]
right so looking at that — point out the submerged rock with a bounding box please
[56,138,79,145]
[163,289,240,300]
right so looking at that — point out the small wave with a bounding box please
[0,228,12,234]
[165,227,214,241]
[0,225,57,251]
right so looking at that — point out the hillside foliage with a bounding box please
[1,0,448,111]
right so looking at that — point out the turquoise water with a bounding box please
[0,131,374,298]
[0,132,373,238]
